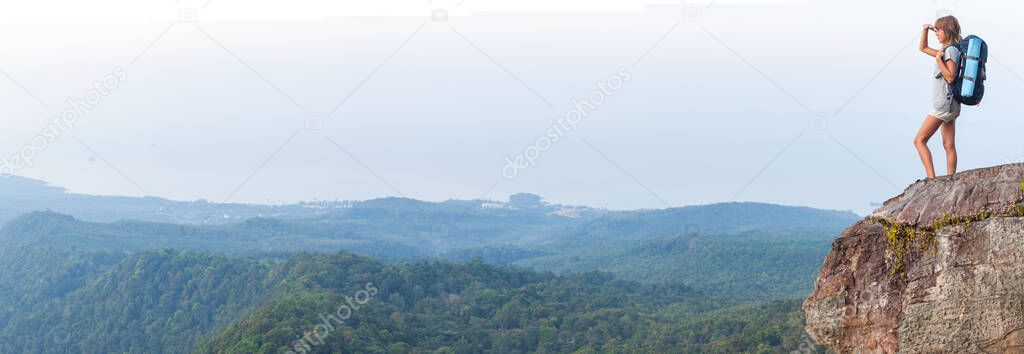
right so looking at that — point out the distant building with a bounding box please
[509,193,544,209]
[552,207,580,218]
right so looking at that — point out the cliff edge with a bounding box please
[803,163,1024,353]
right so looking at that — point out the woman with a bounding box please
[914,16,962,179]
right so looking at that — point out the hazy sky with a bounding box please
[2,0,1022,215]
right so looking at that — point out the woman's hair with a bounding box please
[935,15,962,46]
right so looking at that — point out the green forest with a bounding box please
[0,245,819,353]
[0,186,843,353]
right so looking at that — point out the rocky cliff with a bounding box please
[804,163,1024,353]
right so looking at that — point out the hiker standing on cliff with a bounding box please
[914,16,962,179]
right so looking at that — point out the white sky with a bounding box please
[1,0,804,23]
[1,0,1022,215]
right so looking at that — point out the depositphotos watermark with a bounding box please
[502,67,632,179]
[287,282,379,353]
[0,67,129,178]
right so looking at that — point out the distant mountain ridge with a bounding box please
[0,177,857,352]
[0,200,859,300]
[0,175,858,226]
[0,176,862,300]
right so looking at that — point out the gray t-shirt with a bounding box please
[933,45,962,112]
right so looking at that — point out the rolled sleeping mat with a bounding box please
[961,37,983,98]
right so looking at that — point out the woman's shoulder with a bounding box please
[944,44,962,56]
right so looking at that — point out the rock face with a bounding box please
[804,163,1024,353]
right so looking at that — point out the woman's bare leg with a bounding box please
[940,119,957,175]
[914,115,944,179]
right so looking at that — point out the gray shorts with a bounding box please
[929,107,960,123]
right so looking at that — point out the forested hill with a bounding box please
[0,183,848,352]
[0,201,858,300]
[0,242,815,353]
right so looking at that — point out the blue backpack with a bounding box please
[950,35,987,106]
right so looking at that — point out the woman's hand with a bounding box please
[920,25,939,56]
[935,50,944,61]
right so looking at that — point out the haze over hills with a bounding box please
[0,175,860,226]
[0,175,854,352]
[0,175,859,299]
[0,175,353,225]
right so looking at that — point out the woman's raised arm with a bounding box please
[920,24,940,57]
